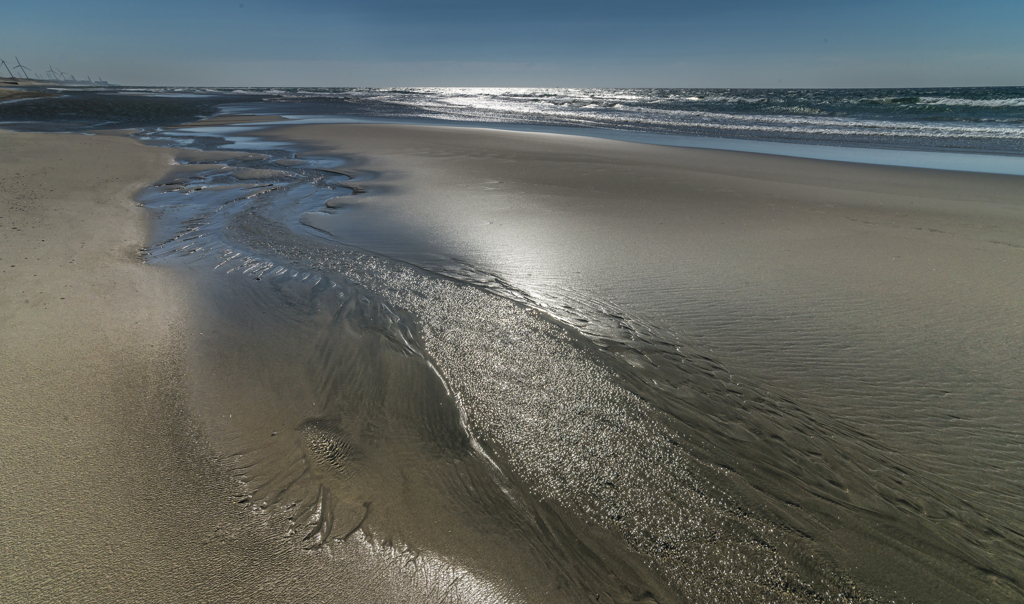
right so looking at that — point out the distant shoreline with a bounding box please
[1,77,114,87]
[0,85,57,102]
[1,75,118,102]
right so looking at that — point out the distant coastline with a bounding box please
[1,76,113,88]
[1,75,118,103]
[0,85,56,102]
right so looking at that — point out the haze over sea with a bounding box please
[3,85,1024,603]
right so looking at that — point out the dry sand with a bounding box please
[0,130,259,601]
[0,131,465,603]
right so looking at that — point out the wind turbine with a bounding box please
[0,59,15,79]
[48,65,58,80]
[13,56,31,79]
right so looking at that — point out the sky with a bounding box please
[2,0,1022,87]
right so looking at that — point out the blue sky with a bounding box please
[2,0,1021,87]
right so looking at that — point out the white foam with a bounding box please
[919,96,1024,108]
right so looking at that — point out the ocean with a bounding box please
[5,85,1024,156]
[4,87,1023,602]
[258,86,1024,154]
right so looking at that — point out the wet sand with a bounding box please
[243,123,1024,602]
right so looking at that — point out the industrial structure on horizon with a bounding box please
[1,55,111,85]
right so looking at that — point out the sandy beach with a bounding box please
[3,119,1023,603]
[0,131,280,601]
[0,131,497,603]
[5,0,1022,595]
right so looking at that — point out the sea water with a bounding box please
[5,85,1024,156]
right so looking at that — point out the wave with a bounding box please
[856,95,1024,108]
[13,86,1023,154]
[358,92,1024,141]
[919,96,1024,108]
